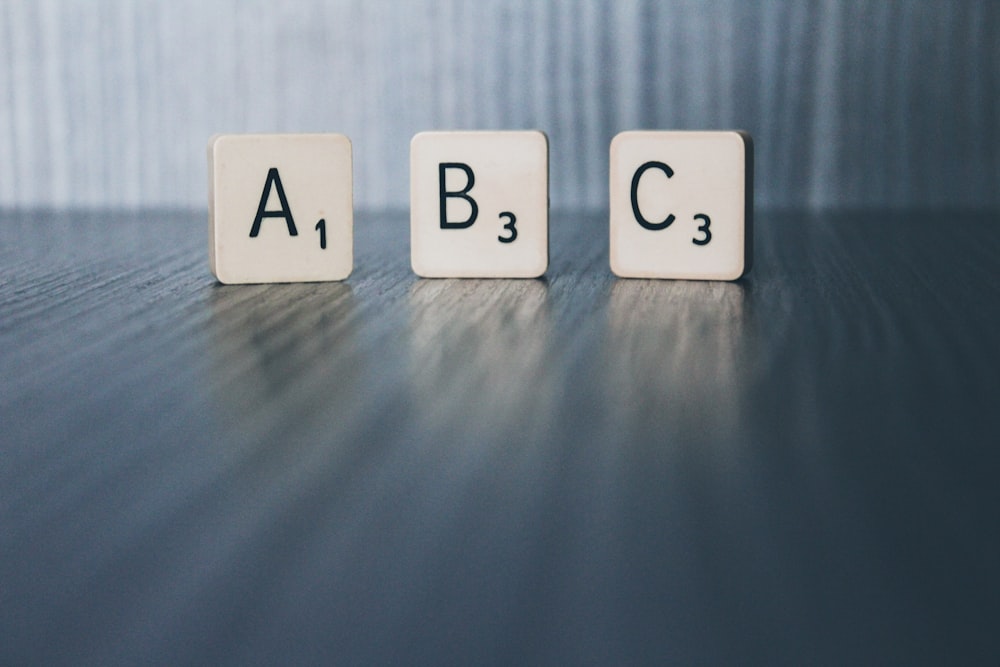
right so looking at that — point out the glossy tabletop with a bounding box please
[2,209,999,664]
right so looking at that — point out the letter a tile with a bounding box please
[208,133,353,283]
[410,131,549,278]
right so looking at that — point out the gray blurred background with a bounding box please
[1,0,997,211]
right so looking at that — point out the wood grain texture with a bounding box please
[1,0,998,210]
[2,208,999,664]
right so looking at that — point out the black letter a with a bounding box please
[249,168,298,237]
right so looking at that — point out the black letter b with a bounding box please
[439,163,478,229]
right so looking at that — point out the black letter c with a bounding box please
[630,161,676,231]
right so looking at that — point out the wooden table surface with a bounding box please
[2,208,999,664]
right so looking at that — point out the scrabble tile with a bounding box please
[208,133,353,283]
[609,131,753,280]
[410,130,549,278]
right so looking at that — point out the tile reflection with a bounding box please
[406,279,554,442]
[603,280,759,447]
[206,282,362,440]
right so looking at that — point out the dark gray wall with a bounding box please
[1,0,997,210]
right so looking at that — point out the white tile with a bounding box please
[208,133,353,284]
[410,131,549,278]
[610,131,753,280]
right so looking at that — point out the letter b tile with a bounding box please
[410,131,549,278]
[208,133,353,284]
[610,131,753,280]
